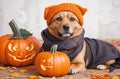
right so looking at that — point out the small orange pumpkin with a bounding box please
[35,44,70,77]
[0,20,41,66]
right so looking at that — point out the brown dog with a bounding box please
[41,3,120,74]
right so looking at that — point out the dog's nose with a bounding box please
[63,25,69,31]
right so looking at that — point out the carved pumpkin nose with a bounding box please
[17,52,24,58]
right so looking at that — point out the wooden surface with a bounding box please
[0,63,120,79]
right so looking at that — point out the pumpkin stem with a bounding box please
[9,20,23,39]
[50,44,58,54]
[9,20,32,39]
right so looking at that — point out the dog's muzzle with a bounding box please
[58,24,73,37]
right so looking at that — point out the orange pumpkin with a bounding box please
[0,20,41,66]
[35,44,70,77]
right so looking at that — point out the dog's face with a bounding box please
[48,11,83,39]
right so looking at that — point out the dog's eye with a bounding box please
[56,17,62,21]
[70,17,75,22]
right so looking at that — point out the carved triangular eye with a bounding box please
[26,44,34,51]
[8,43,18,52]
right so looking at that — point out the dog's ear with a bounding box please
[44,6,52,20]
[76,4,87,16]
[44,5,56,26]
[44,7,48,20]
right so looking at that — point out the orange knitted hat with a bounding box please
[44,3,87,26]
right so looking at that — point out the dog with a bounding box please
[40,3,120,75]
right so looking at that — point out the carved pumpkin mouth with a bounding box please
[7,51,36,62]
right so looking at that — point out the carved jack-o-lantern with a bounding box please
[0,20,41,66]
[35,45,70,77]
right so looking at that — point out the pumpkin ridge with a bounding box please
[54,53,62,76]
[28,36,40,53]
[53,53,55,76]
[0,35,12,64]
[3,37,11,64]
[5,40,12,65]
[59,53,65,75]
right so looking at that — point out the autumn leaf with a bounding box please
[29,75,38,79]
[19,69,27,73]
[105,69,110,73]
[0,66,6,70]
[10,72,19,77]
[112,76,119,79]
[37,76,44,79]
[11,66,17,69]
[91,72,104,79]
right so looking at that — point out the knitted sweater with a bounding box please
[84,38,120,70]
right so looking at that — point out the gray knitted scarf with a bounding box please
[40,29,120,71]
[40,29,84,61]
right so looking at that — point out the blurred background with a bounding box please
[0,0,120,39]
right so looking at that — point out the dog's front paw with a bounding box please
[68,64,87,75]
[97,65,107,70]
[68,69,76,75]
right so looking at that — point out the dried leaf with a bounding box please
[37,76,44,79]
[117,74,120,78]
[0,66,6,70]
[11,66,17,69]
[19,69,27,73]
[105,69,110,73]
[112,76,119,79]
[10,72,19,77]
[91,72,104,79]
[29,75,38,79]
